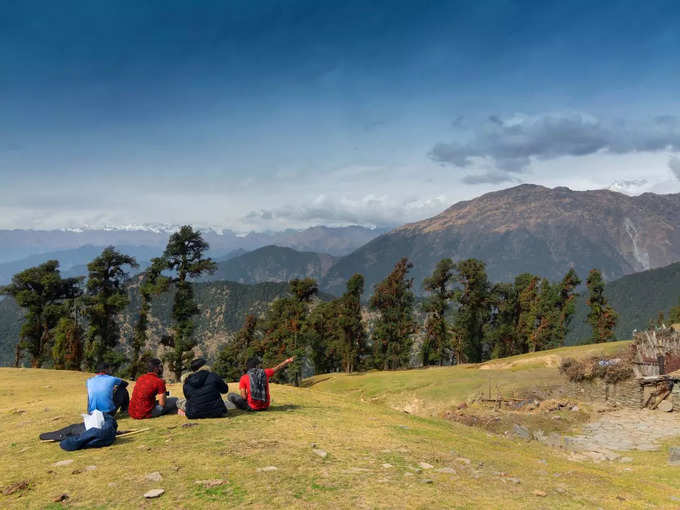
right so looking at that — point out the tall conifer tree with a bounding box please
[370,258,416,370]
[586,269,618,343]
[161,226,216,381]
[2,261,82,367]
[422,259,455,366]
[84,247,138,371]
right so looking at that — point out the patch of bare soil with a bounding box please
[564,408,680,453]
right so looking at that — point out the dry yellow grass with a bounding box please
[1,343,679,509]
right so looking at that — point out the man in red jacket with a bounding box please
[129,358,177,419]
[228,356,294,411]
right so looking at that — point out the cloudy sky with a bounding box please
[2,0,680,231]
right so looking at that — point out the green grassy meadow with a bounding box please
[1,340,679,509]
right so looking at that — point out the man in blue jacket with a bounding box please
[87,363,129,416]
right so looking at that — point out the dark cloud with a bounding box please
[430,113,680,173]
[670,156,680,181]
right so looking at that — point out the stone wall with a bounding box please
[565,378,643,408]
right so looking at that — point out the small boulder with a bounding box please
[145,472,163,482]
[658,400,673,412]
[313,449,328,459]
[669,447,680,465]
[418,462,434,470]
[144,489,164,499]
[53,459,74,467]
[257,466,278,472]
[512,424,531,440]
[195,479,226,488]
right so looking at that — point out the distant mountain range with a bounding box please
[0,225,388,264]
[321,184,680,295]
[201,245,337,285]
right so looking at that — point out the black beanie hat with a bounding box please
[190,358,207,372]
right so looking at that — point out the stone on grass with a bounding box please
[53,459,74,467]
[533,490,547,497]
[658,400,673,412]
[422,479,434,484]
[195,479,226,488]
[669,447,680,465]
[418,462,434,470]
[382,463,393,469]
[313,449,328,459]
[257,466,278,472]
[144,489,165,499]
[512,424,531,440]
[145,472,163,482]
[53,493,69,502]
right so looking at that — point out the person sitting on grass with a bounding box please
[180,358,229,419]
[227,356,294,411]
[128,358,177,419]
[87,363,129,417]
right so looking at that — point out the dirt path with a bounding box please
[563,409,680,456]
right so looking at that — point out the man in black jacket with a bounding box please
[181,358,229,419]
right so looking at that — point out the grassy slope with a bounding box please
[0,342,678,509]
[305,342,631,417]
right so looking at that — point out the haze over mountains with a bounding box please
[3,184,680,365]
[0,225,387,284]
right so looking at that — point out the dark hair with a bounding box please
[147,358,163,373]
[190,358,206,372]
[246,357,260,371]
[95,362,111,374]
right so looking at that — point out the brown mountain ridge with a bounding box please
[321,184,680,295]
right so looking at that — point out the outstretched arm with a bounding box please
[270,356,295,375]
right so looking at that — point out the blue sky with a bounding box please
[2,0,680,230]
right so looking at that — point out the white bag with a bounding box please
[82,409,105,430]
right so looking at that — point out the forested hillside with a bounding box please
[201,245,336,285]
[567,261,680,343]
[0,280,294,366]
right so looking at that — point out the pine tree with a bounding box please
[369,258,416,370]
[336,274,367,373]
[453,259,491,363]
[485,281,521,358]
[259,278,318,385]
[586,269,618,343]
[214,314,259,381]
[161,226,216,381]
[670,298,680,324]
[2,261,82,367]
[84,247,138,371]
[422,259,455,366]
[130,257,169,379]
[52,315,84,370]
[308,300,342,374]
